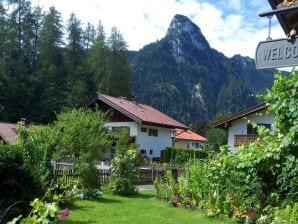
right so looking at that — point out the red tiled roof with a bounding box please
[0,122,17,144]
[86,93,188,129]
[175,129,207,142]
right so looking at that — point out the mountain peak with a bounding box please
[166,14,210,55]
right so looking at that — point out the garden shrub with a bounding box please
[52,109,110,198]
[17,125,55,190]
[75,161,101,198]
[0,144,42,223]
[105,131,140,196]
[273,203,298,224]
[154,71,298,223]
[154,168,178,203]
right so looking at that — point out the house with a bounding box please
[0,122,18,144]
[174,129,207,150]
[85,93,188,159]
[211,103,274,152]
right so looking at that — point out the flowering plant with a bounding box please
[105,131,140,196]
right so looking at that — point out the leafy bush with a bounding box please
[154,71,298,222]
[52,109,110,198]
[17,125,55,190]
[7,184,72,224]
[0,144,42,223]
[273,203,298,224]
[75,161,101,198]
[154,168,178,202]
[105,131,140,196]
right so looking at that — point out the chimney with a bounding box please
[131,96,137,105]
[119,96,127,100]
[20,117,27,126]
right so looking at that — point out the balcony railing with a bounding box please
[234,134,258,147]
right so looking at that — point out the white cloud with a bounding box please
[226,0,242,11]
[30,0,285,58]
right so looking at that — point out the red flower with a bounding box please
[247,207,256,218]
[59,209,69,221]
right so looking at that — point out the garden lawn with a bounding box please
[59,190,235,224]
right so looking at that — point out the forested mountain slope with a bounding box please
[129,14,276,125]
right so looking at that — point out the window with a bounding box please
[111,126,130,133]
[149,149,153,155]
[187,143,190,149]
[140,149,146,155]
[191,142,199,148]
[247,124,257,135]
[258,123,271,130]
[148,128,158,137]
[247,123,271,135]
[141,127,147,132]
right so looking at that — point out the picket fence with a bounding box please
[54,160,184,185]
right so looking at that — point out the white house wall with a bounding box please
[136,124,172,159]
[228,110,274,152]
[104,122,172,159]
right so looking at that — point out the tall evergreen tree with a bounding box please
[107,27,131,98]
[84,21,108,95]
[65,13,87,107]
[83,22,96,51]
[0,2,7,118]
[0,0,36,121]
[34,6,66,123]
[66,13,83,71]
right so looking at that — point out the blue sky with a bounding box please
[29,0,285,58]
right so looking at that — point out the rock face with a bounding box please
[128,14,276,125]
[166,14,210,62]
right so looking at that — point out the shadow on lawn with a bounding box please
[129,192,155,199]
[64,197,121,212]
[60,220,97,224]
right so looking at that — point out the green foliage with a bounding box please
[0,1,132,123]
[205,128,228,152]
[161,147,208,164]
[0,144,42,223]
[105,131,140,196]
[154,168,177,202]
[75,161,101,198]
[154,70,298,222]
[53,108,109,160]
[17,125,55,190]
[52,109,109,197]
[273,203,298,224]
[7,184,71,224]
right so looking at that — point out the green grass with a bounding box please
[59,190,235,224]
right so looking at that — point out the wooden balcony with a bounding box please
[234,134,258,147]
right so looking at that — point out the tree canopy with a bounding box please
[0,1,132,124]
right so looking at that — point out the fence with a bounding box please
[54,160,185,185]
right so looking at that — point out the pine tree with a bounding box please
[65,13,88,107]
[107,27,131,98]
[84,21,108,95]
[34,6,66,123]
[83,22,96,51]
[0,0,36,121]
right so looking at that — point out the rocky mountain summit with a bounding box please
[129,14,276,125]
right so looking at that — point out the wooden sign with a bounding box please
[255,37,298,69]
